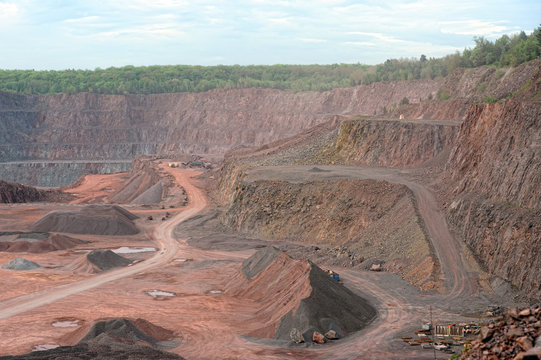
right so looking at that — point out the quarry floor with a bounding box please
[0,166,523,359]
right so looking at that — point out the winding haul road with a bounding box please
[0,164,478,359]
[0,169,207,321]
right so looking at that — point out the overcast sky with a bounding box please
[0,0,539,70]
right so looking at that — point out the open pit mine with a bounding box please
[0,59,540,359]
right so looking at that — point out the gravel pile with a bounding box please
[1,257,40,270]
[86,250,131,271]
[0,232,86,253]
[460,306,541,359]
[0,318,182,360]
[31,205,139,235]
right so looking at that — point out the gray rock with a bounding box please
[1,257,40,270]
[289,328,304,344]
[325,330,339,340]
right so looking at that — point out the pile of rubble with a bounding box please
[461,306,541,359]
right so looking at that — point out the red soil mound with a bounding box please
[0,232,86,253]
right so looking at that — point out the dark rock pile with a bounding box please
[0,318,183,360]
[87,250,131,271]
[461,306,541,359]
[31,205,139,235]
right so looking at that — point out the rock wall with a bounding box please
[0,161,131,188]
[443,100,541,298]
[0,179,66,203]
[0,80,441,186]
[320,118,458,167]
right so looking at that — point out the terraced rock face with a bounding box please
[0,81,441,186]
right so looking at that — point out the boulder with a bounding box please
[325,330,339,340]
[289,328,304,344]
[312,331,325,344]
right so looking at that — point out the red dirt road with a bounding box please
[0,170,206,321]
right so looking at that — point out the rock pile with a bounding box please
[1,257,40,271]
[0,318,182,359]
[460,306,541,360]
[31,205,139,235]
[227,246,377,343]
[86,250,132,271]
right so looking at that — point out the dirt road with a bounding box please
[0,169,206,321]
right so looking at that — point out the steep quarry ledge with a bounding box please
[441,100,541,299]
[0,179,69,203]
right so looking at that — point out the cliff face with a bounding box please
[0,179,67,203]
[1,60,537,186]
[0,80,440,186]
[443,100,541,298]
[446,101,541,209]
[320,118,458,167]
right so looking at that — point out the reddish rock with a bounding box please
[312,331,325,344]
[517,337,534,351]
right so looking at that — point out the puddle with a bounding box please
[112,247,156,254]
[33,344,59,351]
[209,290,222,294]
[52,320,79,328]
[173,258,192,262]
[145,289,177,298]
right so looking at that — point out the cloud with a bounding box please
[347,32,407,44]
[343,41,375,46]
[439,20,508,37]
[299,38,327,43]
[0,2,19,23]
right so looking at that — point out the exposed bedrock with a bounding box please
[1,60,537,186]
[320,118,458,167]
[0,161,131,188]
[442,100,541,299]
[0,179,68,203]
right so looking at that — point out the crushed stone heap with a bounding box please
[86,250,132,272]
[0,318,183,360]
[30,205,139,235]
[0,232,86,253]
[227,246,376,343]
[1,257,40,271]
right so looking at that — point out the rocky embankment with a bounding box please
[0,179,68,203]
[442,99,541,299]
[460,306,541,360]
[217,164,440,289]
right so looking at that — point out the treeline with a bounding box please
[0,28,539,95]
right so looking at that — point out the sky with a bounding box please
[0,0,539,70]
